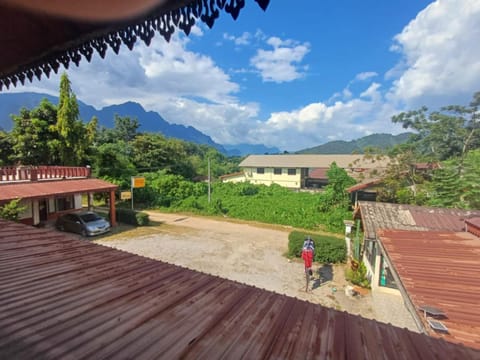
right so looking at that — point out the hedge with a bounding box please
[115,208,150,226]
[288,230,346,263]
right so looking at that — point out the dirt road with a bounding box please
[95,211,418,331]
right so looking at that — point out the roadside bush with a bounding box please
[287,230,346,263]
[135,211,150,226]
[116,208,150,226]
[345,260,370,288]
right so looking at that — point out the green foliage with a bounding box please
[115,208,149,226]
[287,231,346,263]
[391,91,480,164]
[0,199,27,221]
[345,261,370,288]
[135,211,150,226]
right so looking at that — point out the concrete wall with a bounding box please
[244,167,301,189]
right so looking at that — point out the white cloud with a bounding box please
[250,83,402,151]
[250,36,310,83]
[223,32,251,46]
[355,72,378,81]
[387,0,480,108]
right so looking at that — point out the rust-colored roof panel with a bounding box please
[0,178,118,202]
[359,201,480,239]
[1,220,479,359]
[378,229,480,350]
[308,168,329,179]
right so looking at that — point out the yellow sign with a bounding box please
[132,177,145,188]
[121,191,132,200]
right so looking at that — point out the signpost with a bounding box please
[131,176,145,210]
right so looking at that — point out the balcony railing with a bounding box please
[0,166,91,182]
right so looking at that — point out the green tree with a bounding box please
[114,115,139,143]
[463,150,480,209]
[0,129,13,165]
[55,72,86,165]
[392,91,480,165]
[10,99,59,165]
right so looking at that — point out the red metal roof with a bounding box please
[358,201,480,239]
[1,220,479,359]
[0,178,118,202]
[378,229,480,350]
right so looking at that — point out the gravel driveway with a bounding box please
[94,211,418,332]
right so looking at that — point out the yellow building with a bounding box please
[223,154,391,190]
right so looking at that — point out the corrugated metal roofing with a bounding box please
[1,220,479,359]
[239,154,391,169]
[378,229,480,350]
[358,201,480,239]
[0,178,118,202]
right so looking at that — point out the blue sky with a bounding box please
[7,0,480,151]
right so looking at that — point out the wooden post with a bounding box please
[109,190,116,226]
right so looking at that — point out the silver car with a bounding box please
[56,211,111,237]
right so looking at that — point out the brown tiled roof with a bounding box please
[378,229,480,350]
[358,201,480,239]
[347,178,383,192]
[239,154,391,169]
[1,220,479,359]
[0,178,118,202]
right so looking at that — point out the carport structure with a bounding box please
[0,166,118,226]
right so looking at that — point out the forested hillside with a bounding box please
[297,133,412,154]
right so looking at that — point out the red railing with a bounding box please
[0,166,91,182]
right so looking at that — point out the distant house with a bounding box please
[221,154,390,190]
[0,166,118,226]
[354,201,480,349]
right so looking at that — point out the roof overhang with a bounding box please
[0,178,118,203]
[0,0,270,91]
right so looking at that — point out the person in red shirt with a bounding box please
[301,236,315,291]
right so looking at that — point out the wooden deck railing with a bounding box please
[0,166,91,182]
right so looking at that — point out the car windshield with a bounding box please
[79,213,102,223]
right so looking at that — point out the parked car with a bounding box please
[56,211,110,237]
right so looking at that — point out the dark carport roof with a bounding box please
[1,219,479,359]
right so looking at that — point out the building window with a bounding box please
[257,168,265,174]
[274,168,282,175]
[56,196,74,211]
[379,256,398,289]
[287,168,296,175]
[365,239,376,271]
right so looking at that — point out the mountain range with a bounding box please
[0,92,411,155]
[0,92,279,156]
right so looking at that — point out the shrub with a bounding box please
[135,211,150,226]
[345,260,370,288]
[116,208,149,226]
[0,198,26,221]
[287,230,346,263]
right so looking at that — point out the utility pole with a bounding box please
[208,157,211,203]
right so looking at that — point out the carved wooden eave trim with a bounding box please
[0,0,270,91]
